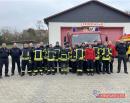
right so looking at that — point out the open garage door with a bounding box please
[61,27,124,46]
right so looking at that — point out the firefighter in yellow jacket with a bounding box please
[93,43,103,74]
[76,45,84,75]
[69,45,77,73]
[33,43,44,76]
[46,44,56,75]
[102,42,112,74]
[127,43,130,62]
[59,47,69,74]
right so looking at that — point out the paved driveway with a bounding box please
[0,59,130,103]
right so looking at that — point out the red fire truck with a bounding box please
[63,27,104,46]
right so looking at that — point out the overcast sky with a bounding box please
[0,0,130,31]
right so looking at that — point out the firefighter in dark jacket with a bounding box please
[116,40,128,74]
[76,45,84,75]
[33,43,44,75]
[59,47,69,74]
[0,43,10,78]
[21,43,30,76]
[10,43,22,76]
[46,44,56,75]
[102,42,112,74]
[54,41,62,72]
[28,43,35,76]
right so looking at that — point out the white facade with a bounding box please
[49,22,130,45]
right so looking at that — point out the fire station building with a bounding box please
[44,0,130,46]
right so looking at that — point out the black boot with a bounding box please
[18,72,21,76]
[21,73,25,76]
[107,72,111,74]
[51,69,56,75]
[0,76,2,79]
[64,68,68,75]
[124,71,128,74]
[117,70,120,73]
[11,73,14,76]
[5,74,10,77]
[77,69,83,75]
[33,73,37,76]
[47,69,51,75]
[60,69,64,74]
[110,69,113,73]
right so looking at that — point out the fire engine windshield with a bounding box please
[72,33,101,45]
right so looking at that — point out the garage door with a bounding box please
[61,27,124,46]
[99,27,123,42]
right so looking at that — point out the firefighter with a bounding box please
[0,43,10,78]
[54,41,62,73]
[76,45,84,75]
[33,43,44,76]
[116,40,128,74]
[127,43,130,62]
[10,43,22,76]
[64,42,71,68]
[102,42,112,74]
[43,44,49,74]
[69,45,77,73]
[28,43,35,76]
[85,44,95,76]
[80,43,86,73]
[59,47,69,74]
[93,42,102,74]
[40,42,46,73]
[21,43,30,76]
[46,44,56,75]
[97,42,104,73]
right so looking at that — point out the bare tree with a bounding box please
[36,20,44,30]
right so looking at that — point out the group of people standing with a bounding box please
[0,40,129,78]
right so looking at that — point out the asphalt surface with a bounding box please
[0,59,130,103]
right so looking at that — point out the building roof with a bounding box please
[44,0,130,24]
